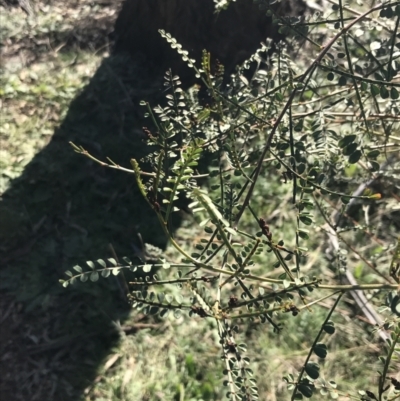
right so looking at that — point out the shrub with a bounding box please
[63,1,400,399]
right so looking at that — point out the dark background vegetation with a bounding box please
[0,1,173,399]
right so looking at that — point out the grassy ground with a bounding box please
[1,1,399,401]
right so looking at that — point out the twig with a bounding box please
[324,156,398,342]
[234,2,392,226]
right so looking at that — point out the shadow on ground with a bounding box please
[0,53,181,400]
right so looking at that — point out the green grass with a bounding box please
[1,1,399,400]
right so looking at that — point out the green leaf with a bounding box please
[297,246,308,253]
[297,163,306,174]
[80,273,88,282]
[341,196,351,204]
[313,343,328,358]
[389,236,400,283]
[175,294,183,304]
[86,260,95,269]
[380,85,389,99]
[101,269,111,278]
[299,214,313,226]
[367,150,380,159]
[143,264,152,273]
[298,383,314,398]
[204,226,213,234]
[390,87,399,99]
[122,256,132,265]
[369,161,380,172]
[90,271,99,282]
[108,258,118,267]
[317,173,326,185]
[361,81,368,91]
[338,134,356,148]
[73,265,82,273]
[370,84,379,96]
[149,306,159,315]
[225,227,237,236]
[390,295,400,316]
[348,150,362,164]
[97,259,106,268]
[342,143,358,156]
[322,321,335,334]
[160,308,169,318]
[305,362,320,379]
[301,187,314,194]
[174,309,182,319]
